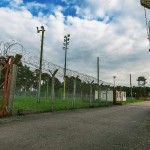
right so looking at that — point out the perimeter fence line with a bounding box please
[0,41,114,113]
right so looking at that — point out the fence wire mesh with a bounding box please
[0,41,113,113]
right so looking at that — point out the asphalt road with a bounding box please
[0,101,150,150]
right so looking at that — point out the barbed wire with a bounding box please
[0,40,113,86]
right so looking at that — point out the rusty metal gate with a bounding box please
[0,56,14,117]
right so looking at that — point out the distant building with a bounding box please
[116,90,126,102]
[95,90,113,102]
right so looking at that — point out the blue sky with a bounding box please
[0,0,149,86]
[0,0,80,16]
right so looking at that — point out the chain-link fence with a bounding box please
[0,41,113,114]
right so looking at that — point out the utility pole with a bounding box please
[63,34,70,100]
[97,57,100,101]
[130,74,133,100]
[37,26,45,103]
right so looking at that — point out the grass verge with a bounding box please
[13,97,113,111]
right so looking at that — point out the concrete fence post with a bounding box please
[8,64,18,115]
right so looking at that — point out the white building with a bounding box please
[95,90,113,102]
[95,90,126,102]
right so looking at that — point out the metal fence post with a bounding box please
[49,69,58,112]
[8,54,22,115]
[72,76,79,109]
[90,80,94,107]
[8,64,17,115]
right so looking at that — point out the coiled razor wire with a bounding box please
[0,40,113,86]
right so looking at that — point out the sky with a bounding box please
[0,0,149,86]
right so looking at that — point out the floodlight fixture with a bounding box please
[41,26,44,30]
[37,27,40,33]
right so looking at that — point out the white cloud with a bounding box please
[9,0,23,8]
[26,2,47,10]
[0,0,149,86]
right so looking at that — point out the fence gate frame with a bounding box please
[0,56,14,117]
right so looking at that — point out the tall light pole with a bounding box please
[37,26,45,103]
[97,57,100,101]
[63,34,70,100]
[147,21,150,51]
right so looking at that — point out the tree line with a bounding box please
[15,63,150,98]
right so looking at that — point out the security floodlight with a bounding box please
[37,27,40,33]
[41,26,44,29]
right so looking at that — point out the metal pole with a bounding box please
[8,64,17,115]
[37,26,45,103]
[63,34,70,101]
[130,74,133,100]
[90,84,92,106]
[99,84,102,104]
[97,57,100,101]
[8,54,22,115]
[90,80,94,107]
[47,77,49,98]
[73,76,78,109]
[105,86,108,104]
[51,76,55,111]
[63,48,67,100]
[113,76,116,104]
[73,78,76,108]
[49,69,58,112]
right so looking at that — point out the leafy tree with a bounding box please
[16,62,36,94]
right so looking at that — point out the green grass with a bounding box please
[0,97,146,112]
[12,97,112,111]
[126,99,145,103]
